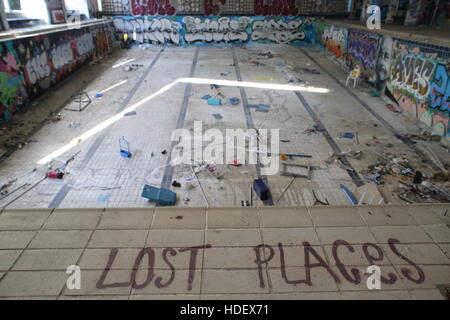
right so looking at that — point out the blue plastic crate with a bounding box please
[141,185,176,206]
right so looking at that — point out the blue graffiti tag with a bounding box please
[429,64,450,114]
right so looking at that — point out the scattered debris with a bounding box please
[303,125,324,135]
[241,200,250,207]
[386,103,400,113]
[312,189,329,206]
[394,133,416,144]
[276,152,312,160]
[52,113,62,122]
[69,122,81,128]
[172,181,182,188]
[299,68,320,74]
[405,131,441,142]
[66,92,91,112]
[276,177,296,203]
[230,160,242,167]
[281,163,312,180]
[357,183,385,205]
[248,104,270,108]
[258,51,273,59]
[253,61,266,67]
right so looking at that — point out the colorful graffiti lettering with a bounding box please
[429,64,450,114]
[17,31,95,96]
[112,16,313,46]
[390,54,435,100]
[251,18,306,44]
[0,24,113,123]
[346,30,381,83]
[183,16,252,44]
[322,24,348,60]
[113,17,182,45]
[386,40,450,137]
[0,43,27,122]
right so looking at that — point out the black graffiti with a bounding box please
[96,245,211,291]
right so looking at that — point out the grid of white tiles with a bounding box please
[58,48,200,209]
[234,45,351,206]
[1,45,441,209]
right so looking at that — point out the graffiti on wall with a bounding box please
[386,40,450,137]
[0,24,113,122]
[254,0,299,16]
[95,238,426,291]
[131,0,177,16]
[0,42,28,122]
[15,31,95,96]
[375,35,394,93]
[321,24,348,62]
[130,0,302,16]
[346,29,381,83]
[113,16,315,46]
[113,17,182,45]
[183,16,253,43]
[251,18,307,44]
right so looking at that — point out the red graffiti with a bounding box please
[131,0,176,16]
[204,0,221,15]
[254,0,298,16]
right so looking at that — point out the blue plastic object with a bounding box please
[229,97,240,105]
[340,184,358,205]
[207,98,222,106]
[119,137,132,158]
[341,132,355,139]
[141,185,176,206]
[253,179,270,201]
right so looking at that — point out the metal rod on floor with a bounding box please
[276,177,296,204]
[190,165,209,208]
[1,177,46,209]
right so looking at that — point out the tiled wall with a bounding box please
[101,0,350,15]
